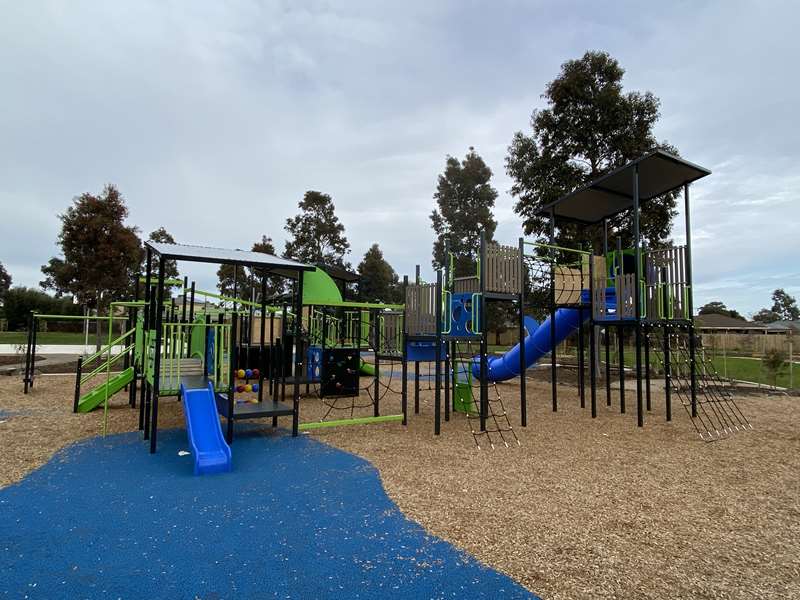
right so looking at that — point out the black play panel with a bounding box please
[321,348,360,397]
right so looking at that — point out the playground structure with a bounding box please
[20,150,753,473]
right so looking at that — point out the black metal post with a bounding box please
[479,232,488,431]
[578,306,585,408]
[292,272,304,436]
[605,327,611,406]
[589,252,597,418]
[149,255,166,454]
[618,324,625,414]
[23,312,33,394]
[259,276,267,404]
[633,164,644,428]
[73,357,82,412]
[664,325,672,421]
[684,183,697,417]
[519,236,527,426]
[401,275,408,425]
[30,316,38,390]
[373,310,380,418]
[645,325,652,411]
[434,270,443,435]
[140,248,152,432]
[227,312,237,443]
[549,211,557,412]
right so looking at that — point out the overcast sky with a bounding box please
[1,1,798,316]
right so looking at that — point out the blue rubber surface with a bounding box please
[0,428,539,599]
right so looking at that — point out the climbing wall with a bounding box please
[320,348,360,397]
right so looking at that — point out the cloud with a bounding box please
[0,1,797,316]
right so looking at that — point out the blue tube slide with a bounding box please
[180,382,232,476]
[473,288,616,382]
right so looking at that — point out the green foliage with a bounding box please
[40,184,143,309]
[698,301,744,320]
[284,191,351,269]
[430,147,498,273]
[2,287,82,330]
[217,236,283,300]
[357,244,401,303]
[762,349,787,387]
[770,288,799,321]
[506,50,679,251]
[147,227,180,282]
[0,261,11,302]
[752,308,780,324]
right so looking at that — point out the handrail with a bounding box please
[441,290,452,334]
[470,292,481,334]
[84,328,136,365]
[81,341,135,384]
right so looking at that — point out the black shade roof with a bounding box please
[538,150,711,224]
[318,262,360,283]
[145,242,314,278]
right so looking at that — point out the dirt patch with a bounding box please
[1,372,798,599]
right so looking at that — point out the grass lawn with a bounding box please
[0,331,89,346]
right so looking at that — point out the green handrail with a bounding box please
[470,292,481,334]
[441,290,452,334]
[82,328,136,377]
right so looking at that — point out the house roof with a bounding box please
[537,150,711,224]
[694,313,765,330]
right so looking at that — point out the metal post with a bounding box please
[140,248,152,432]
[443,240,450,423]
[549,210,557,412]
[434,270,443,435]
[645,325,652,411]
[479,232,488,431]
[605,327,611,406]
[578,306,585,408]
[373,310,380,418]
[519,236,527,426]
[664,325,672,421]
[618,324,625,414]
[401,275,408,425]
[227,312,237,443]
[23,312,33,394]
[292,272,305,436]
[684,183,697,416]
[633,164,644,427]
[149,255,166,454]
[589,252,597,418]
[30,316,38,390]
[73,357,82,412]
[259,276,267,404]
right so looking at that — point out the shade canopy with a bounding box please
[538,150,711,224]
[145,242,314,278]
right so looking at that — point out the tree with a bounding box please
[0,261,10,302]
[752,308,780,324]
[357,244,401,303]
[284,191,351,268]
[41,185,143,310]
[506,50,679,251]
[430,147,498,273]
[762,349,786,388]
[698,301,744,320]
[770,289,799,321]
[2,287,81,330]
[217,236,283,300]
[147,227,179,281]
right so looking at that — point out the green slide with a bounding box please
[359,359,376,377]
[77,367,135,413]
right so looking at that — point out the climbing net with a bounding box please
[450,339,520,449]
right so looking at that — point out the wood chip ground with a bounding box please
[1,372,798,599]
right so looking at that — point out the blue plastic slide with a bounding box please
[473,288,615,382]
[180,382,232,476]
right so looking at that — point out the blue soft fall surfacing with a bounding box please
[0,428,538,600]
